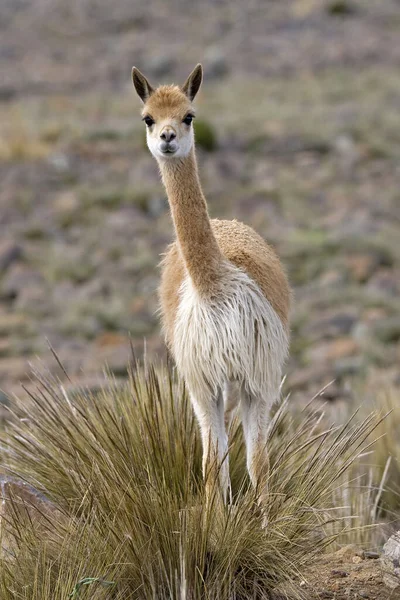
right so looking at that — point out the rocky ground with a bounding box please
[292,545,390,599]
[0,0,399,413]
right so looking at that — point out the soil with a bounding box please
[299,547,393,600]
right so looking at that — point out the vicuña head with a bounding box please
[132,64,202,162]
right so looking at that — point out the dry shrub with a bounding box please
[0,362,385,599]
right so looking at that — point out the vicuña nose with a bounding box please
[160,129,176,142]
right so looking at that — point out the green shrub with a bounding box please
[194,119,217,152]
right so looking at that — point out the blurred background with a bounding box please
[0,0,399,411]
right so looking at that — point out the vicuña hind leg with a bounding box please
[240,387,271,512]
[191,388,230,505]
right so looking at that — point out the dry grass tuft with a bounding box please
[0,362,385,599]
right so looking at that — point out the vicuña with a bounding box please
[132,64,291,507]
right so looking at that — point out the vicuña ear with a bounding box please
[181,64,203,101]
[132,67,154,103]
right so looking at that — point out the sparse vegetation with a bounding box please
[0,361,391,599]
[194,118,218,152]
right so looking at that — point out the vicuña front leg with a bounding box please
[191,388,230,505]
[240,388,271,511]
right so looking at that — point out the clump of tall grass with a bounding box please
[0,361,385,599]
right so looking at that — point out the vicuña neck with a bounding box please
[160,148,224,294]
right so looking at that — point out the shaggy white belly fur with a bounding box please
[172,265,289,403]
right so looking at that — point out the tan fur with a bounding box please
[143,85,193,120]
[161,150,225,295]
[160,218,290,348]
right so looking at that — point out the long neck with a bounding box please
[160,148,224,294]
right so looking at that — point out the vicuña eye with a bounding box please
[143,116,155,127]
[183,114,194,125]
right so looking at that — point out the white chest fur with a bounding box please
[172,265,289,403]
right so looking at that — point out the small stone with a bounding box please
[320,592,334,599]
[381,531,400,589]
[364,551,380,559]
[352,555,363,564]
[0,240,22,273]
[331,569,349,578]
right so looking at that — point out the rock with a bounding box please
[0,240,22,272]
[364,551,379,560]
[331,569,349,578]
[0,477,61,560]
[381,531,400,589]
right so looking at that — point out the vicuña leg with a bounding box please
[240,387,271,504]
[191,388,229,504]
